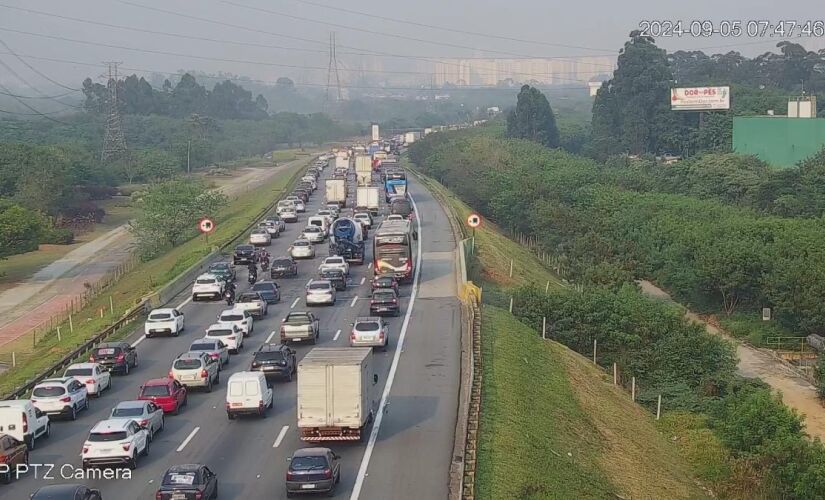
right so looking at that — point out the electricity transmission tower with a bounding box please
[101,61,128,162]
[324,32,343,110]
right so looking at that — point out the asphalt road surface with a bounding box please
[4,162,460,500]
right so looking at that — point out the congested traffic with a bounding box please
[0,139,423,498]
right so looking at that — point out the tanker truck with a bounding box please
[329,217,365,264]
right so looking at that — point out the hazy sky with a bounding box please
[1,0,824,91]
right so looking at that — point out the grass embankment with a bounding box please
[0,159,307,395]
[477,307,706,500]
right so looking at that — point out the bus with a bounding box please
[384,171,407,202]
[373,220,416,283]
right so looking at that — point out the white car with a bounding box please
[276,200,296,215]
[63,363,111,397]
[191,273,225,301]
[315,210,335,225]
[354,212,373,230]
[0,400,50,450]
[82,418,149,470]
[217,309,254,336]
[281,208,298,223]
[290,239,315,259]
[386,214,404,221]
[250,229,272,246]
[259,221,280,238]
[31,377,89,420]
[301,176,317,190]
[206,323,245,353]
[110,401,164,441]
[326,204,341,217]
[305,280,336,306]
[144,308,184,338]
[291,199,307,213]
[302,226,325,243]
[319,256,349,276]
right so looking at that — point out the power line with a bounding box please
[0,88,78,99]
[0,106,70,116]
[0,73,73,124]
[0,38,80,91]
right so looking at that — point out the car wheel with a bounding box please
[133,355,138,368]
[45,422,50,438]
[146,332,152,339]
[206,380,213,393]
[124,362,130,376]
[227,412,235,420]
[26,434,35,451]
[286,370,293,382]
[215,371,220,384]
[286,491,295,498]
[69,404,77,421]
[127,455,137,470]
[171,405,180,416]
[142,439,150,456]
[160,417,165,432]
[325,485,336,497]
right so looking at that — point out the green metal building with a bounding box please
[733,116,825,167]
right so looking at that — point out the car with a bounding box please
[292,190,310,202]
[370,289,401,316]
[252,280,281,304]
[233,244,257,265]
[293,199,307,213]
[371,274,399,295]
[206,323,245,353]
[390,198,413,219]
[250,343,297,381]
[81,418,149,470]
[319,268,347,291]
[319,256,349,276]
[217,308,254,336]
[30,378,89,420]
[271,256,299,278]
[265,216,287,233]
[385,214,404,221]
[234,291,269,319]
[250,229,272,246]
[285,447,341,497]
[259,221,281,238]
[225,371,273,419]
[89,341,138,375]
[188,338,230,368]
[305,280,336,306]
[208,261,236,282]
[0,434,28,484]
[138,378,187,415]
[307,216,329,236]
[0,400,50,450]
[302,225,325,243]
[63,363,111,397]
[281,208,299,223]
[30,485,103,499]
[156,464,218,500]
[169,352,220,392]
[353,212,373,230]
[276,200,297,215]
[290,239,316,259]
[144,308,185,338]
[325,203,341,216]
[350,316,389,350]
[110,400,164,441]
[191,273,225,301]
[280,312,320,344]
[315,210,335,224]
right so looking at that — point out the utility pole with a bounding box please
[324,32,343,112]
[101,61,128,162]
[187,140,191,174]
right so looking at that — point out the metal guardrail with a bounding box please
[2,157,315,401]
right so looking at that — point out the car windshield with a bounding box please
[89,431,128,442]
[294,241,309,247]
[291,456,329,471]
[163,471,198,486]
[221,313,244,322]
[112,406,144,417]
[326,258,343,264]
[148,313,172,321]
[273,259,292,266]
[174,359,202,370]
[375,292,396,300]
[286,315,310,324]
[64,368,93,377]
[355,322,380,332]
[141,385,170,396]
[190,342,214,351]
[255,351,284,361]
[238,293,259,302]
[309,283,330,290]
[208,329,233,337]
[196,279,216,285]
[32,386,65,397]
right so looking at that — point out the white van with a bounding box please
[225,372,273,419]
[0,400,50,450]
[307,216,329,236]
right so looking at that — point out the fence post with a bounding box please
[592,339,597,364]
[542,317,546,339]
[656,395,662,420]
[99,308,104,319]
[509,259,513,278]
[509,297,513,314]
[12,352,16,367]
[613,363,617,385]
[69,314,74,333]
[109,296,114,316]
[545,281,550,293]
[631,377,636,402]
[57,327,61,342]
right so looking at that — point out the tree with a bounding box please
[0,201,45,258]
[505,85,560,148]
[275,77,295,91]
[129,179,226,258]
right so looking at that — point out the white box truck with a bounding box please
[325,179,347,207]
[297,347,377,442]
[370,123,379,141]
[404,132,416,144]
[334,156,349,170]
[356,186,380,215]
[355,156,372,186]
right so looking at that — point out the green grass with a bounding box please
[0,159,308,395]
[718,313,794,348]
[477,306,707,500]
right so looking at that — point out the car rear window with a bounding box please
[148,313,172,321]
[174,359,202,370]
[220,313,244,322]
[291,456,329,470]
[89,431,128,442]
[355,322,380,332]
[141,385,170,397]
[304,227,320,232]
[196,279,216,285]
[112,407,144,418]
[163,471,198,486]
[238,293,259,302]
[208,329,233,337]
[237,246,253,251]
[327,258,344,264]
[64,368,93,377]
[32,386,65,397]
[374,292,396,300]
[228,380,260,397]
[309,282,330,290]
[95,347,119,356]
[255,351,284,361]
[189,342,213,351]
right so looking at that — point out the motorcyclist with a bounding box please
[224,285,235,306]
[247,262,258,284]
[260,250,270,271]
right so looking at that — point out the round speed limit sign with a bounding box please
[467,213,481,228]
[198,218,216,234]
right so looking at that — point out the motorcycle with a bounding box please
[224,289,235,306]
[260,257,270,272]
[248,271,257,285]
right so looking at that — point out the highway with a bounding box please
[4,161,461,499]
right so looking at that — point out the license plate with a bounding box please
[231,403,242,407]
[301,484,316,489]
[292,338,302,342]
[172,494,187,500]
[184,375,196,380]
[263,366,275,371]
[98,448,112,453]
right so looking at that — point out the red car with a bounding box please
[138,378,187,415]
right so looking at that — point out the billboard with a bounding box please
[671,86,730,111]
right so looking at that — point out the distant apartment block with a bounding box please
[432,56,616,86]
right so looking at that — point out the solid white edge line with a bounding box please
[333,329,341,341]
[360,276,366,285]
[177,427,200,452]
[306,278,312,287]
[350,193,423,500]
[273,425,290,448]
[176,296,192,311]
[265,330,277,343]
[131,335,146,348]
[350,296,358,308]
[290,297,300,308]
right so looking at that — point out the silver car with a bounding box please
[110,400,164,441]
[290,239,316,259]
[306,280,336,306]
[170,352,220,391]
[349,317,389,351]
[188,338,230,368]
[302,226,325,243]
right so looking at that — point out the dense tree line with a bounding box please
[505,85,560,147]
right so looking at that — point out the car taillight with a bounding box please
[195,492,203,500]
[370,299,376,304]
[168,371,174,378]
[200,369,208,378]
[82,445,89,454]
[392,298,398,303]
[86,379,96,384]
[286,471,295,481]
[228,336,236,340]
[59,396,71,403]
[350,332,356,341]
[324,468,332,478]
[116,353,126,361]
[122,442,131,451]
[379,331,385,340]
[139,419,149,427]
[210,353,219,359]
[258,400,264,409]
[155,492,162,500]
[252,361,260,367]
[89,355,95,362]
[22,412,28,433]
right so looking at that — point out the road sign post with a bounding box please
[198,217,216,247]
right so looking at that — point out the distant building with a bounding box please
[588,81,602,97]
[432,56,616,86]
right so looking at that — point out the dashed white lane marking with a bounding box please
[291,297,300,308]
[177,427,200,452]
[306,278,313,286]
[333,329,341,341]
[360,277,366,285]
[266,330,277,343]
[350,296,358,308]
[367,262,372,269]
[273,425,289,448]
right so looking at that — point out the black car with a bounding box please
[370,289,400,317]
[298,181,313,192]
[319,269,347,291]
[252,280,281,304]
[250,343,297,381]
[31,484,103,500]
[390,198,412,219]
[208,261,235,282]
[291,190,309,203]
[89,342,138,375]
[271,256,299,278]
[286,448,341,497]
[371,274,399,295]
[233,244,257,265]
[156,464,218,500]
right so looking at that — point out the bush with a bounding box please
[41,227,75,245]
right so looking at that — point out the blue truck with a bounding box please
[329,218,365,264]
[384,171,407,202]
